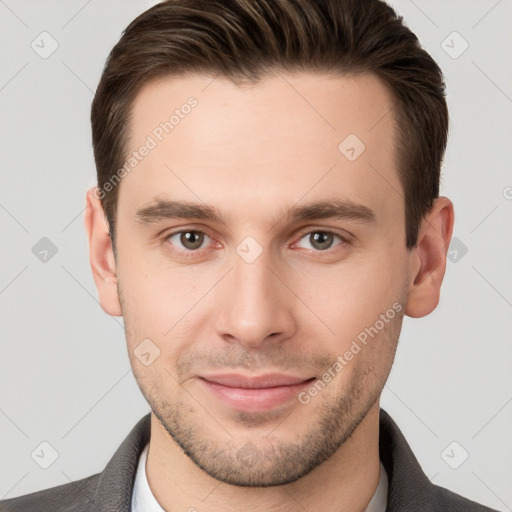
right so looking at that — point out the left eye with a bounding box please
[166,230,211,251]
[295,231,344,251]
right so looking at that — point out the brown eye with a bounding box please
[167,230,208,251]
[295,231,344,251]
[310,232,334,250]
[180,231,204,249]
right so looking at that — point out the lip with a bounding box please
[198,373,315,412]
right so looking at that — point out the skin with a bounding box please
[84,71,454,511]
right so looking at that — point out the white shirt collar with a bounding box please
[131,443,388,512]
[131,443,165,512]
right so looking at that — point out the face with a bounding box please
[112,71,413,486]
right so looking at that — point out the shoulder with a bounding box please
[431,483,499,512]
[0,473,100,512]
[379,408,499,512]
[0,412,151,512]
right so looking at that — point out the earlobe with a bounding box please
[84,187,122,316]
[405,197,455,318]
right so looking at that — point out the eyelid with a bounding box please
[162,224,217,241]
[295,226,352,240]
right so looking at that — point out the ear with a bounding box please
[84,187,122,316]
[405,196,455,318]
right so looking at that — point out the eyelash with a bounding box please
[163,228,349,258]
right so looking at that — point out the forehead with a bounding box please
[119,71,401,225]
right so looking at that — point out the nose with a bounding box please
[214,248,297,349]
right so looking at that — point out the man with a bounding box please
[0,0,499,510]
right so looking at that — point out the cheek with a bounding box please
[118,254,203,325]
[290,253,406,339]
[117,258,217,371]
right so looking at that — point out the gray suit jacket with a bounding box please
[0,409,498,511]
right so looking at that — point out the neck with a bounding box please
[146,401,381,512]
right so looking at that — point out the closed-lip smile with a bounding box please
[198,373,315,412]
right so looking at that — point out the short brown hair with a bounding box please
[91,0,448,251]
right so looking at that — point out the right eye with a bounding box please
[165,230,212,253]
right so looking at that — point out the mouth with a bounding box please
[198,373,316,412]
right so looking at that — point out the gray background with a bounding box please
[1,0,511,509]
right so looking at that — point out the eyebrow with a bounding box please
[134,198,376,226]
